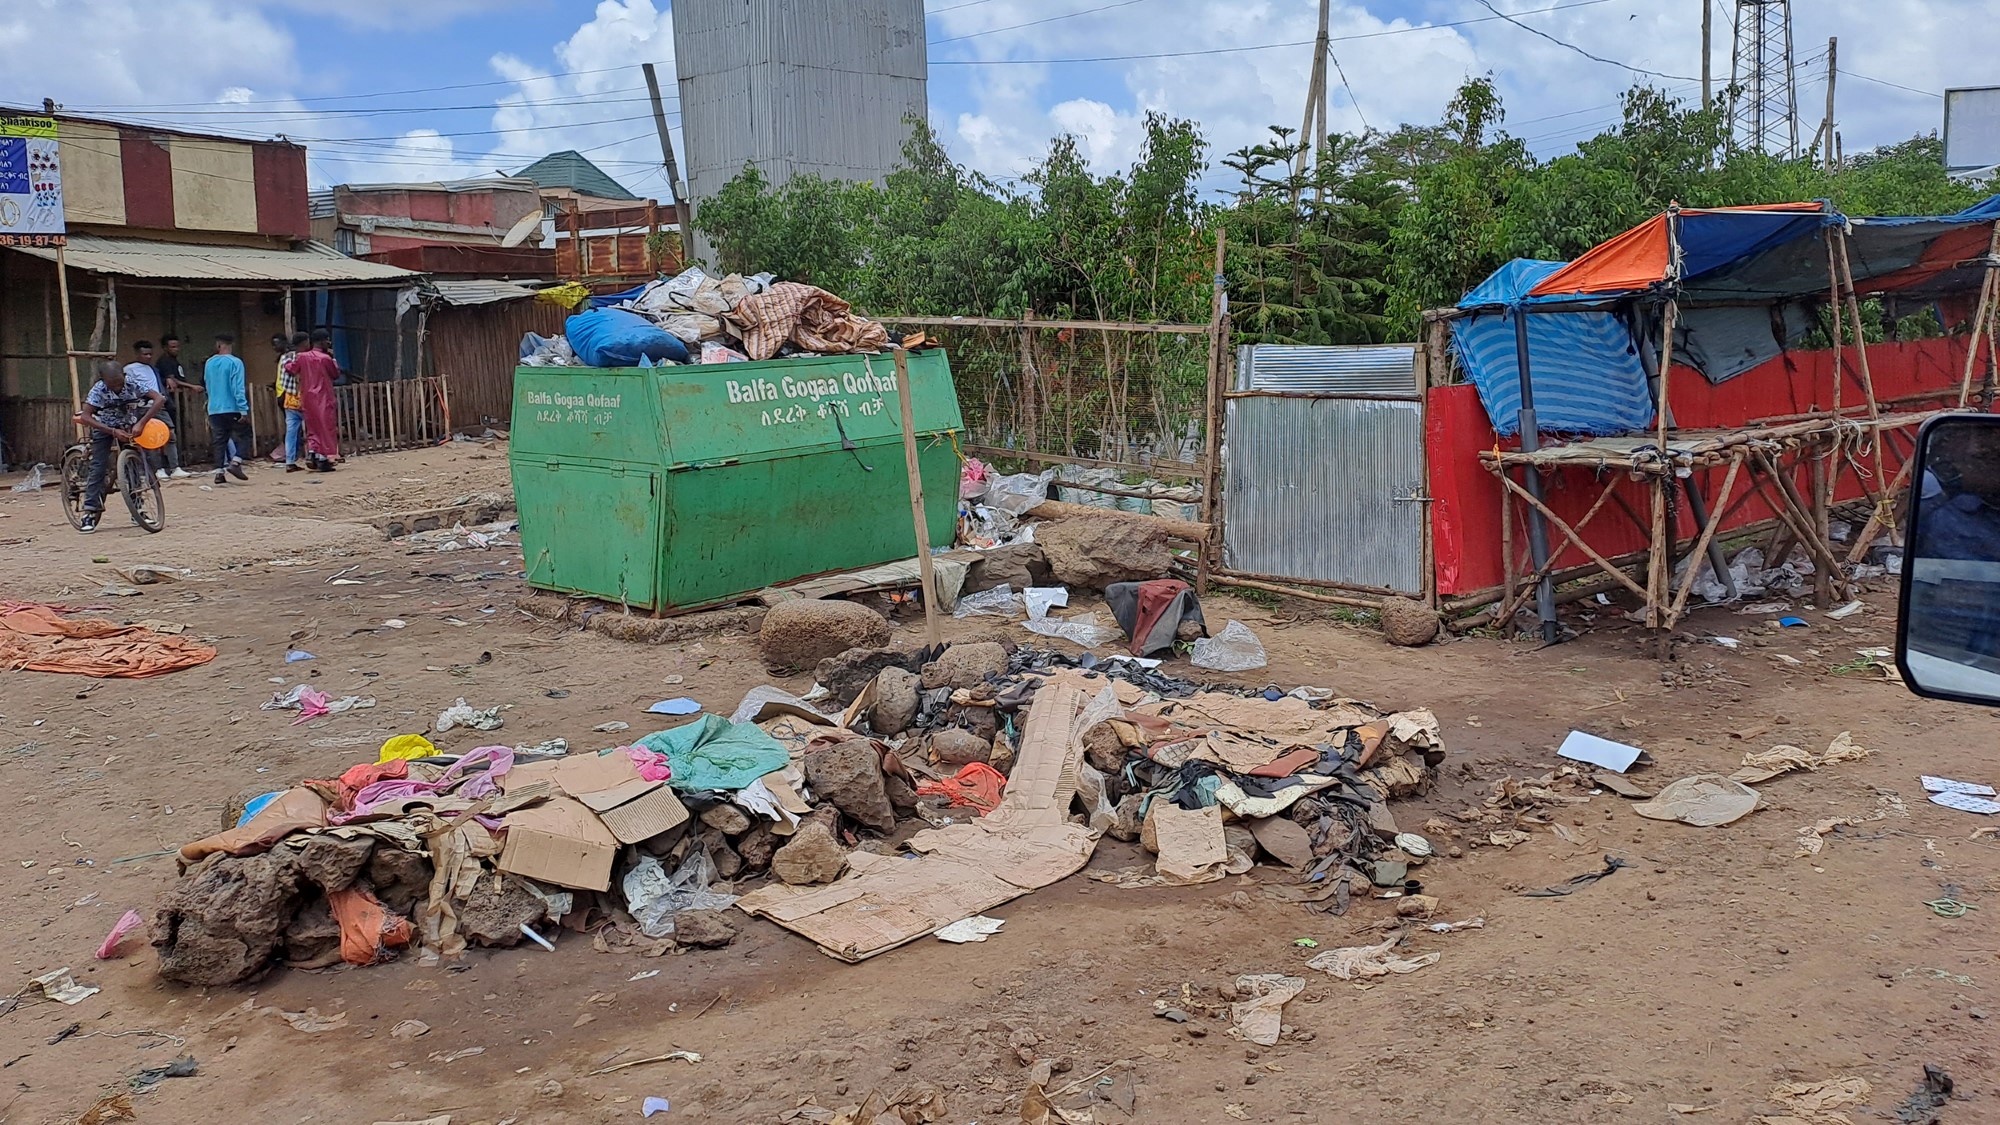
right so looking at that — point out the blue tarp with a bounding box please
[1677,208,1839,284]
[1452,260,1656,437]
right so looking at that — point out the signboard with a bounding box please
[1945,86,2000,175]
[0,111,64,247]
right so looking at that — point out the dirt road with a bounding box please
[0,446,1992,1124]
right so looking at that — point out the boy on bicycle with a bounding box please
[75,359,165,533]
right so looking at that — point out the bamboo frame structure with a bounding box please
[1475,214,1992,636]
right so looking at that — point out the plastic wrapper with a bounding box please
[700,340,749,364]
[982,470,1055,516]
[654,312,724,344]
[1190,620,1268,671]
[10,464,44,493]
[622,851,740,939]
[1023,586,1069,621]
[954,585,1022,619]
[1022,612,1122,647]
[518,332,579,367]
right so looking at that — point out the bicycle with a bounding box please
[59,435,166,534]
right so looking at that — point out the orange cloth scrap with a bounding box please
[917,763,1008,815]
[0,603,216,679]
[327,886,413,965]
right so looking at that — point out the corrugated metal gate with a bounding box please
[1221,345,1427,596]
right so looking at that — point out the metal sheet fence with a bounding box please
[1221,395,1428,597]
[878,317,1221,483]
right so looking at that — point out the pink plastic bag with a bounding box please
[624,746,673,783]
[292,688,332,725]
[95,909,144,959]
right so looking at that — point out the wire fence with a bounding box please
[879,316,1222,485]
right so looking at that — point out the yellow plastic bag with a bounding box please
[377,734,437,764]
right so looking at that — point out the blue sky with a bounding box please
[1,0,1988,198]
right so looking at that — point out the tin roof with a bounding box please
[9,233,419,284]
[515,150,639,201]
[429,278,542,306]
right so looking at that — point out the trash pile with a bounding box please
[518,267,895,368]
[144,623,1445,980]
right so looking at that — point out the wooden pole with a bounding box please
[1500,474,1516,637]
[1834,229,1889,531]
[1666,453,1744,625]
[1960,221,2000,408]
[55,247,83,424]
[1820,37,1837,171]
[1200,229,1227,596]
[641,62,695,267]
[1825,231,1845,414]
[1700,0,1713,113]
[892,348,941,648]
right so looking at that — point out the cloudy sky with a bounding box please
[0,0,1987,198]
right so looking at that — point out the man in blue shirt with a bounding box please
[203,334,251,484]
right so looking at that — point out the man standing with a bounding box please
[76,359,165,533]
[272,334,304,471]
[203,334,251,484]
[124,340,189,479]
[290,328,342,472]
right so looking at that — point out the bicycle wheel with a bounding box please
[120,448,166,533]
[58,445,91,531]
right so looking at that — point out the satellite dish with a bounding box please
[500,210,544,248]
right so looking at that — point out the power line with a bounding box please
[1328,50,1369,134]
[1468,0,1697,82]
[50,89,667,120]
[41,64,645,111]
[1844,71,1940,99]
[929,0,1629,65]
[930,0,1155,45]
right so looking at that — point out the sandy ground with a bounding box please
[0,445,1994,1125]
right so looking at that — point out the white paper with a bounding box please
[1557,730,1646,773]
[1023,587,1069,621]
[1921,775,1998,796]
[1825,600,1865,619]
[1930,791,2000,815]
[935,915,1006,943]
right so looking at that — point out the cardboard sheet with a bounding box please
[737,681,1096,961]
[1146,802,1227,884]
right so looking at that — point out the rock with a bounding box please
[1082,723,1127,773]
[672,908,739,948]
[364,848,432,919]
[944,701,999,743]
[884,772,919,817]
[1038,516,1172,590]
[816,645,921,706]
[761,599,892,671]
[457,875,549,947]
[1107,793,1145,842]
[1380,597,1440,647]
[772,823,849,885]
[930,728,993,766]
[699,803,753,836]
[281,894,342,969]
[962,543,1054,594]
[920,642,1009,691]
[870,667,921,736]
[707,834,744,881]
[802,738,897,833]
[736,823,779,872]
[154,851,307,986]
[1365,799,1402,841]
[295,834,375,893]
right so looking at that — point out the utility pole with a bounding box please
[1700,0,1712,113]
[640,62,694,267]
[1293,0,1330,201]
[1821,37,1838,171]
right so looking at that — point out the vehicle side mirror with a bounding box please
[1897,413,2000,705]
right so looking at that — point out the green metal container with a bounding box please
[509,350,963,612]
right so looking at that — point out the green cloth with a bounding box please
[636,715,791,792]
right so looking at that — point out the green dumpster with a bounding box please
[509,350,964,612]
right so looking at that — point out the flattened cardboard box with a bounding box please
[497,795,618,891]
[504,753,689,845]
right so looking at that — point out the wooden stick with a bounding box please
[1844,453,1915,564]
[1962,221,2000,408]
[1666,453,1745,625]
[1500,475,1516,637]
[1647,476,1668,628]
[1826,230,1845,415]
[55,246,82,425]
[1200,229,1227,597]
[1025,499,1211,543]
[1495,472,1624,625]
[1496,473,1652,602]
[1754,450,1852,600]
[1656,298,1678,458]
[1836,230,1890,508]
[891,348,941,648]
[1208,573,1382,610]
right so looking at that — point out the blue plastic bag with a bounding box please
[565,308,689,367]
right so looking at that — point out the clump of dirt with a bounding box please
[154,852,308,986]
[1380,597,1440,647]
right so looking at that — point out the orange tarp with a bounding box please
[0,603,217,678]
[1528,203,1828,298]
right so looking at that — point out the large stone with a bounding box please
[962,543,1054,594]
[457,875,549,947]
[1380,597,1440,647]
[736,823,779,872]
[706,833,744,881]
[672,908,739,948]
[884,772,919,817]
[154,851,307,986]
[364,848,432,919]
[815,646,921,706]
[1107,793,1145,842]
[699,803,753,836]
[803,738,897,833]
[761,600,892,671]
[920,642,1010,691]
[930,728,993,766]
[281,893,342,969]
[296,834,375,893]
[870,667,921,736]
[944,701,999,744]
[1038,516,1172,590]
[771,822,849,886]
[1082,723,1128,773]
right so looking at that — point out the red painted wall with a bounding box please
[1429,338,1980,596]
[251,141,309,238]
[118,132,176,231]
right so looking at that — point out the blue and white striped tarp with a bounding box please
[1452,260,1655,437]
